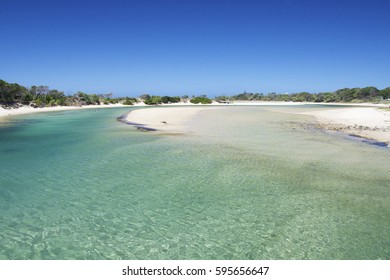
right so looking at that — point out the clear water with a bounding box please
[0,106,389,260]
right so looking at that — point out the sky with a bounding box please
[1,0,389,97]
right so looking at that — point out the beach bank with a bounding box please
[300,107,390,144]
[0,101,222,119]
[2,102,390,144]
[0,103,133,119]
[1,101,386,119]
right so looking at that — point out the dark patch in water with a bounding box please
[117,112,157,132]
[136,126,157,132]
[1,147,21,154]
[361,139,388,147]
[347,134,388,147]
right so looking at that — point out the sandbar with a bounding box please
[3,102,390,144]
[125,106,219,133]
[126,104,390,145]
[299,107,390,144]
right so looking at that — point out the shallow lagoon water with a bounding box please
[0,106,389,259]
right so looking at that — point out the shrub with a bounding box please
[123,97,133,105]
[190,96,212,104]
[144,96,162,105]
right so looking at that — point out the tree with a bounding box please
[139,94,151,100]
[74,92,92,105]
[123,97,133,105]
[215,95,228,101]
[29,85,52,106]
[161,96,180,103]
[35,86,49,98]
[0,80,28,107]
[380,87,390,99]
[46,89,65,106]
[21,91,33,105]
[335,88,355,102]
[357,87,379,99]
[90,94,100,105]
[144,95,162,105]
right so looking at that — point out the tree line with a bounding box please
[220,86,390,103]
[2,79,389,108]
[0,79,213,107]
[139,94,212,105]
[0,79,137,108]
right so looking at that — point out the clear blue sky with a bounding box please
[1,0,389,97]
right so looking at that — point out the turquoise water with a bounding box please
[0,106,389,259]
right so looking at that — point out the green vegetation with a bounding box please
[123,97,135,105]
[142,95,181,105]
[161,96,180,104]
[2,78,390,109]
[231,87,390,103]
[144,95,162,105]
[190,96,213,104]
[0,79,137,108]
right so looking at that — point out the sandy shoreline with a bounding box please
[1,100,387,117]
[0,103,134,119]
[2,101,387,119]
[2,102,390,144]
[299,107,390,144]
[125,104,390,145]
[230,101,388,107]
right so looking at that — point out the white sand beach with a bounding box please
[0,103,130,119]
[2,102,390,144]
[300,107,390,143]
[125,106,219,133]
[0,101,222,119]
[126,104,390,144]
